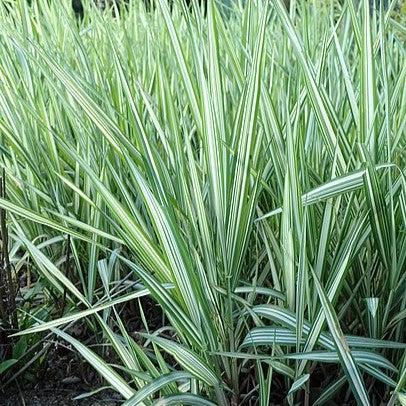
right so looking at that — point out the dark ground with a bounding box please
[1,389,121,406]
[0,295,162,406]
[0,347,123,406]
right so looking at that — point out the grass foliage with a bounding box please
[0,0,405,404]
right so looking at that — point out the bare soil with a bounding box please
[0,346,122,406]
[1,388,121,406]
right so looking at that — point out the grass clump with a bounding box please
[0,0,405,404]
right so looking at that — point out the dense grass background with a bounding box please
[0,0,405,404]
